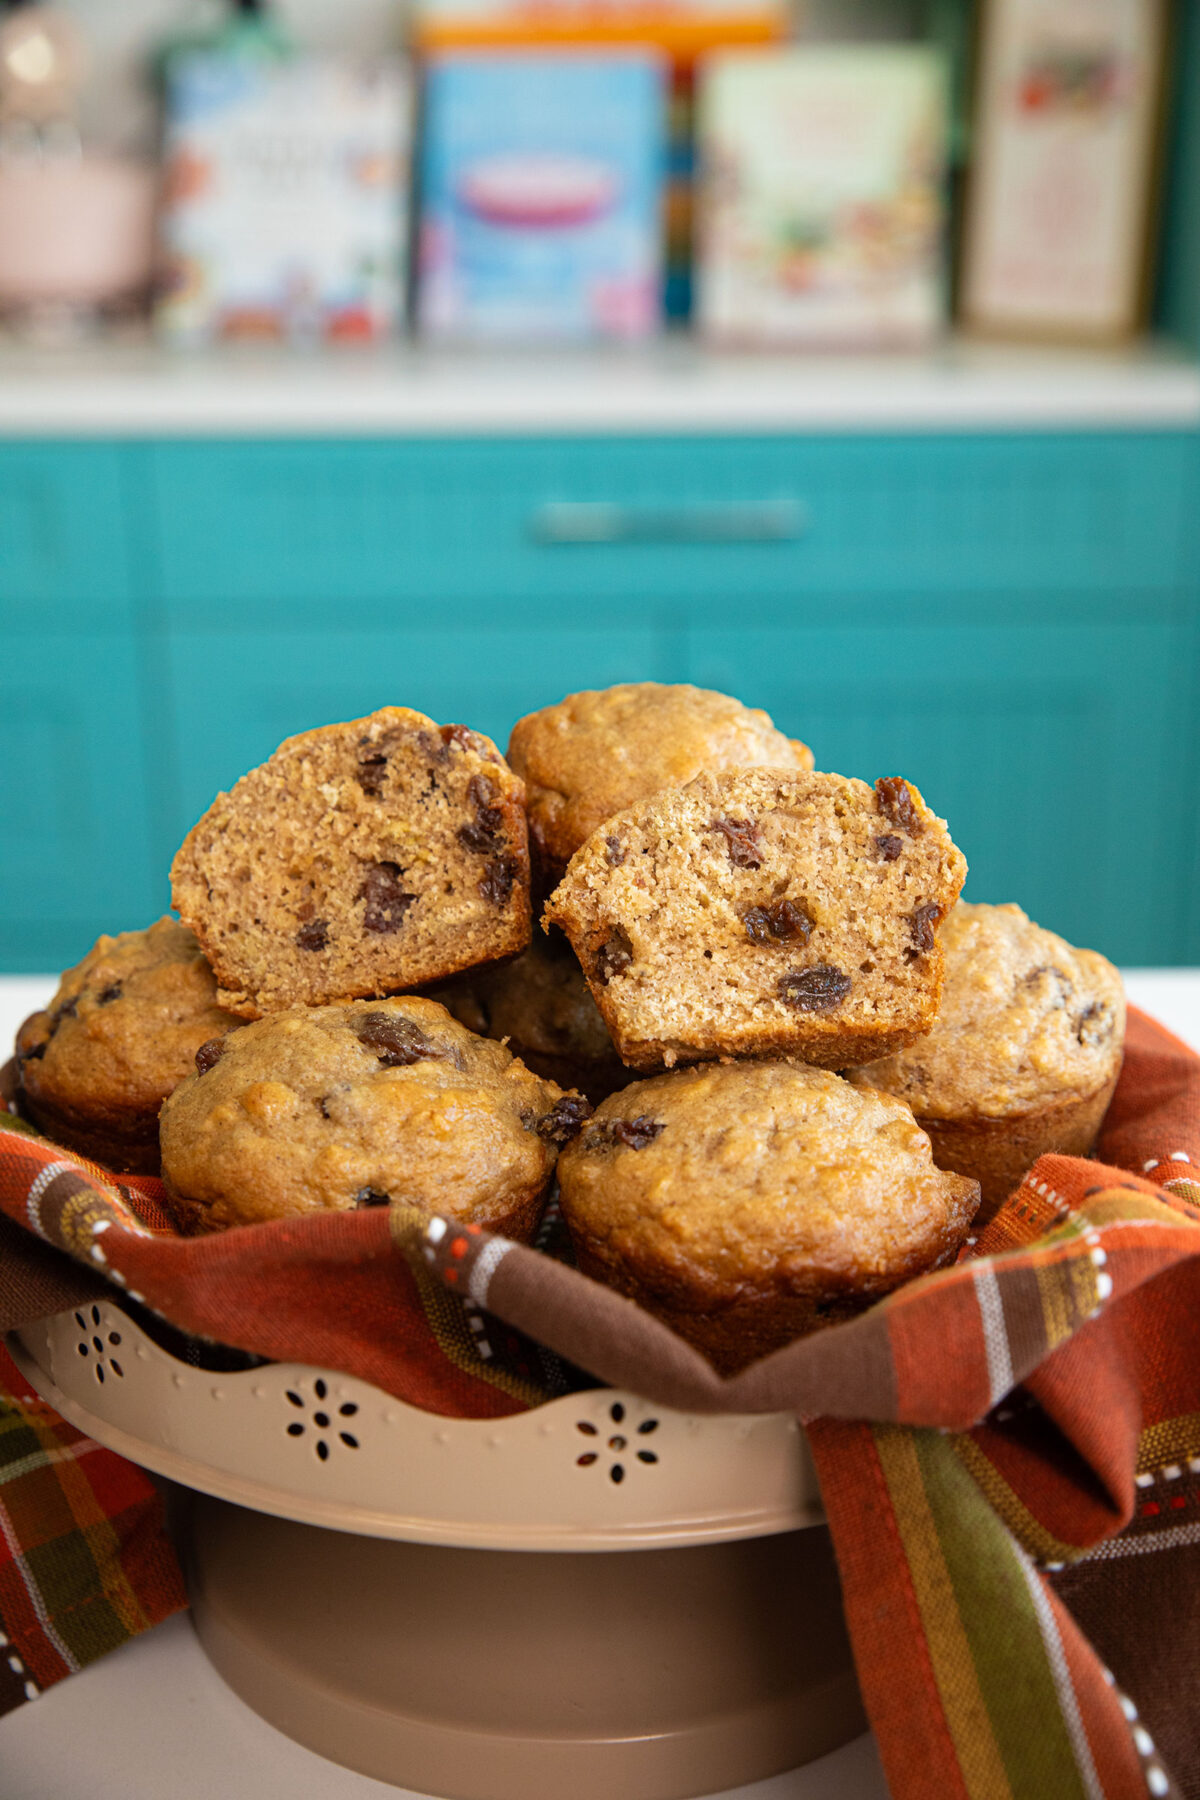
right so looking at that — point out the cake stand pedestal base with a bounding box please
[185,1494,865,1800]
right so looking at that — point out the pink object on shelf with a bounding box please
[0,154,157,304]
[457,153,618,228]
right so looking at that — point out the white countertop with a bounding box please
[1,338,1199,436]
[2,969,1197,1800]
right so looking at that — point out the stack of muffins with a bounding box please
[10,685,1125,1374]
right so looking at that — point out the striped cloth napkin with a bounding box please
[2,1004,1199,1799]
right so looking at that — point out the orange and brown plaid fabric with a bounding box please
[2,1004,1200,1797]
[0,1340,184,1716]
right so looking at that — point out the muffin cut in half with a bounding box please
[557,1061,980,1375]
[508,682,814,886]
[433,929,630,1103]
[15,918,240,1174]
[544,767,967,1070]
[171,708,531,1017]
[159,996,589,1236]
[848,901,1125,1224]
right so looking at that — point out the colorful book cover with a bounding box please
[418,53,666,343]
[158,54,411,345]
[696,46,948,347]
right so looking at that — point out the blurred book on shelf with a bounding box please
[695,45,947,347]
[417,51,666,342]
[157,53,412,346]
[959,0,1168,344]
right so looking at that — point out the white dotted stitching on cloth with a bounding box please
[461,1298,495,1362]
[90,1246,106,1264]
[1095,1272,1113,1301]
[1143,1159,1160,1173]
[23,1680,38,1702]
[426,1217,447,1244]
[1135,1472,1155,1489]
[1170,1151,1191,1163]
[1163,1464,1183,1481]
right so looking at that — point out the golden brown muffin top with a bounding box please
[158,996,579,1233]
[557,1060,978,1307]
[848,902,1125,1119]
[508,683,814,877]
[16,917,239,1118]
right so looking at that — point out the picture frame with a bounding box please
[959,0,1169,343]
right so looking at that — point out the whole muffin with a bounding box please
[508,683,814,886]
[848,902,1125,1223]
[557,1061,979,1374]
[433,931,630,1102]
[15,918,240,1174]
[159,996,588,1236]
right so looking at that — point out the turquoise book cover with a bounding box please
[418,52,666,341]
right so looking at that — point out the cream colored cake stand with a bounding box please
[9,1301,865,1800]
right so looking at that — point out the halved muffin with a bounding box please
[545,768,967,1071]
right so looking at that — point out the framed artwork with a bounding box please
[960,0,1168,342]
[695,46,948,348]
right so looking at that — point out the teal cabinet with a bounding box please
[148,432,1192,627]
[0,445,135,627]
[0,633,159,970]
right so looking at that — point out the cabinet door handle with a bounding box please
[529,498,808,545]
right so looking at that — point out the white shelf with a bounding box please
[1,336,1198,436]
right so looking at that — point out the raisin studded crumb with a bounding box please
[544,767,967,1071]
[171,708,532,1017]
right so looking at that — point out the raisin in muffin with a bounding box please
[557,1061,979,1374]
[432,931,629,1103]
[15,918,240,1174]
[159,996,589,1237]
[171,708,531,1018]
[544,768,967,1071]
[508,683,814,886]
[848,901,1125,1223]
